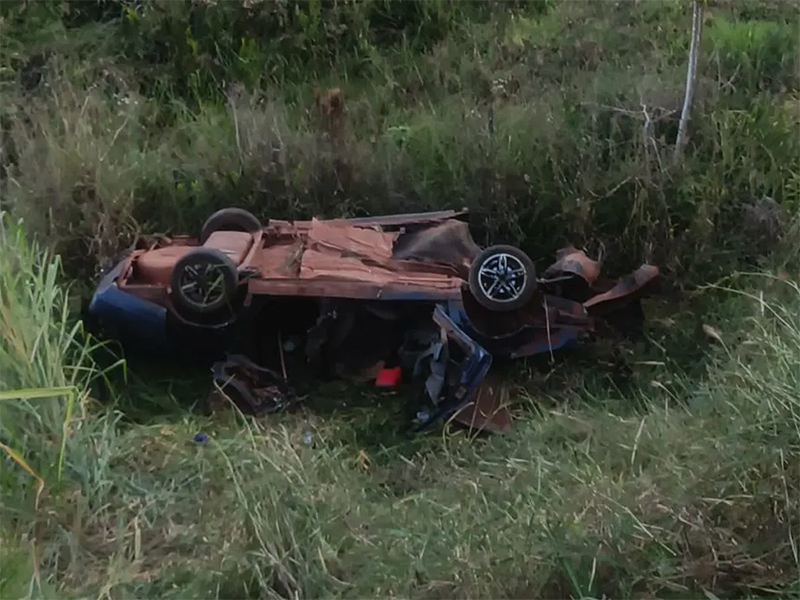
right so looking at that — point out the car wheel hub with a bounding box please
[477,253,527,303]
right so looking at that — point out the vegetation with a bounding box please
[0,0,798,598]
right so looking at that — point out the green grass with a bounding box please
[2,0,798,280]
[1,0,800,597]
[1,214,799,598]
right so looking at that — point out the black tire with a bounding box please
[199,207,261,244]
[170,248,238,317]
[468,244,537,312]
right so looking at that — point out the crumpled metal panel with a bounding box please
[583,264,660,315]
[543,246,602,286]
[451,376,512,434]
[246,218,471,301]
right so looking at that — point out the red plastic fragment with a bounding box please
[375,366,402,387]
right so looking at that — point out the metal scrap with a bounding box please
[211,354,295,415]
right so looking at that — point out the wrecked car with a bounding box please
[87,207,659,433]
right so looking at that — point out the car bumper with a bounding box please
[87,254,171,354]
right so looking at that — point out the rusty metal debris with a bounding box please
[87,207,660,434]
[451,376,512,435]
[210,354,294,415]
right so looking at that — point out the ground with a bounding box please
[0,1,799,598]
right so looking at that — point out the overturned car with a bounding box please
[87,207,659,433]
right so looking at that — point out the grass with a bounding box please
[1,213,798,598]
[1,0,799,597]
[2,0,798,280]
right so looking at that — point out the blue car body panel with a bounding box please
[87,257,239,361]
[443,299,582,357]
[88,257,171,354]
[413,303,494,432]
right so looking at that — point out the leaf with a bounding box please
[0,442,45,511]
[0,387,77,483]
[0,387,76,401]
[702,323,723,343]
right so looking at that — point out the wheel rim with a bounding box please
[477,253,528,303]
[178,261,228,308]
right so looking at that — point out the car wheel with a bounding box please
[199,207,262,244]
[468,244,537,312]
[170,248,238,316]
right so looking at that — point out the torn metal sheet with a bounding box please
[583,264,660,316]
[337,208,469,228]
[412,304,493,433]
[86,206,660,435]
[543,246,602,286]
[451,377,512,434]
[211,354,294,415]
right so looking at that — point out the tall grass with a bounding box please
[2,1,798,280]
[1,209,798,598]
[1,214,90,472]
[0,212,123,598]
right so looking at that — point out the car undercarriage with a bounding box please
[86,208,659,434]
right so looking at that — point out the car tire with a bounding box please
[199,207,261,244]
[170,248,238,317]
[468,244,537,312]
